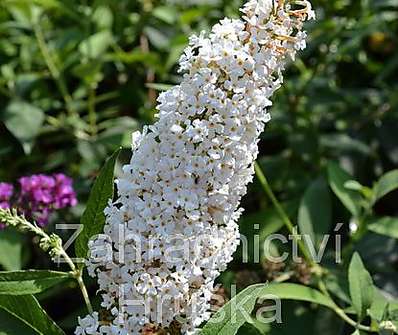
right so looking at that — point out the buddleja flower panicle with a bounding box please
[77,1,314,334]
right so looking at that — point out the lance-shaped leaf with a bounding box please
[327,162,361,218]
[298,176,332,250]
[0,270,72,295]
[75,148,121,260]
[372,170,398,204]
[348,252,375,321]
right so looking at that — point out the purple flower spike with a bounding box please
[0,182,13,229]
[53,174,78,209]
[18,173,78,226]
[0,182,13,209]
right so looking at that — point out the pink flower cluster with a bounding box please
[0,174,77,227]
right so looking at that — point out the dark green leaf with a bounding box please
[236,322,265,335]
[0,295,65,335]
[0,309,36,335]
[327,162,361,217]
[373,170,398,204]
[298,176,332,250]
[2,100,45,154]
[0,270,72,295]
[97,117,139,148]
[75,148,121,260]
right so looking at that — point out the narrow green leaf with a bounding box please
[348,252,375,320]
[373,170,398,204]
[0,270,72,295]
[368,217,398,239]
[75,148,121,260]
[2,100,45,154]
[298,176,332,249]
[200,283,334,335]
[0,295,65,335]
[327,162,361,217]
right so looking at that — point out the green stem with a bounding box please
[88,85,97,136]
[254,162,314,265]
[59,250,93,314]
[76,270,94,315]
[33,24,76,117]
[273,271,293,283]
[318,281,374,333]
[58,248,76,272]
[254,164,375,332]
[59,248,93,314]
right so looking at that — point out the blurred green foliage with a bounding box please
[0,0,398,334]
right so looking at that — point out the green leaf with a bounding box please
[5,0,63,9]
[298,176,332,250]
[0,270,72,295]
[0,309,36,335]
[0,295,65,335]
[368,289,393,322]
[92,6,113,30]
[320,134,372,156]
[368,217,398,239]
[79,30,113,59]
[348,252,375,320]
[97,117,139,148]
[327,162,361,217]
[200,283,334,335]
[324,270,351,304]
[373,170,398,204]
[144,27,170,49]
[0,230,24,271]
[152,6,177,24]
[2,100,45,154]
[241,200,298,240]
[237,322,265,335]
[75,148,121,260]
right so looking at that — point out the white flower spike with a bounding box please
[77,0,314,334]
